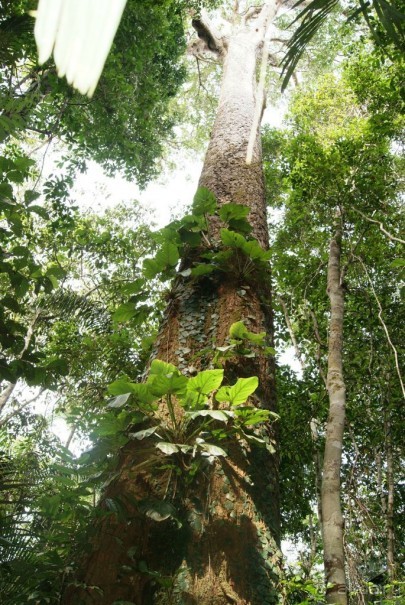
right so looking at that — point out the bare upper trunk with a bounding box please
[322,227,347,605]
[63,5,282,605]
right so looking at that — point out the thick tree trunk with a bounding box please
[322,227,347,605]
[63,5,281,605]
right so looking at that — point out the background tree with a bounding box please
[263,45,404,602]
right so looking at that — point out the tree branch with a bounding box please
[353,208,405,245]
[354,255,405,399]
[0,387,44,428]
[191,10,227,58]
[0,383,16,414]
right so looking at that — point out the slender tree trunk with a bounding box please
[385,414,396,583]
[63,4,282,604]
[0,382,16,414]
[322,226,347,605]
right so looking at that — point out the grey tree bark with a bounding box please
[322,225,347,604]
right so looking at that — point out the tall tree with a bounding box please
[62,3,285,604]
[263,51,404,601]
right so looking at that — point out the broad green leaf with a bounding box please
[108,381,156,406]
[179,228,202,247]
[199,443,227,457]
[112,302,137,323]
[191,263,216,277]
[187,409,230,422]
[130,426,159,440]
[138,498,176,522]
[234,407,271,426]
[221,228,247,249]
[229,321,248,340]
[193,187,217,215]
[119,279,144,295]
[245,330,266,345]
[46,264,67,279]
[390,258,405,267]
[24,189,41,205]
[229,321,266,345]
[180,390,204,409]
[187,369,224,395]
[229,377,259,406]
[28,205,50,219]
[156,442,179,455]
[243,239,272,262]
[149,359,177,376]
[220,229,270,262]
[148,372,188,397]
[155,242,179,268]
[215,386,231,402]
[107,394,130,409]
[219,202,250,222]
[108,379,137,395]
[219,205,252,234]
[228,218,252,235]
[143,258,161,279]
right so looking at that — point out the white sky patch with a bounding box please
[71,156,203,228]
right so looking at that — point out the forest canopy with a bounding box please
[0,1,403,604]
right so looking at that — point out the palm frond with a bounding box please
[40,288,112,334]
[281,0,405,90]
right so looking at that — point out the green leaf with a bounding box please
[390,258,405,267]
[228,218,252,235]
[149,359,177,376]
[220,229,271,262]
[130,426,159,440]
[187,409,230,422]
[187,369,224,395]
[107,394,130,409]
[229,321,248,340]
[221,228,247,249]
[243,239,272,262]
[108,379,137,395]
[143,258,161,279]
[45,264,67,279]
[24,190,41,205]
[112,302,137,323]
[179,228,202,247]
[180,390,204,410]
[27,205,50,220]
[234,407,271,426]
[138,498,176,522]
[219,203,250,222]
[217,377,259,406]
[143,241,179,279]
[119,279,144,295]
[229,321,266,345]
[199,442,227,457]
[147,371,188,397]
[155,242,179,268]
[193,187,217,215]
[190,263,216,277]
[107,381,156,406]
[156,442,179,455]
